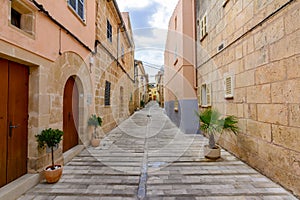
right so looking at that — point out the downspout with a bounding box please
[193,0,198,90]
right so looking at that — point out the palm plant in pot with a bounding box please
[35,128,64,183]
[88,114,102,147]
[198,109,239,159]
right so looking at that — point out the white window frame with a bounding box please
[68,0,85,21]
[224,74,234,99]
[200,14,207,41]
[199,83,211,107]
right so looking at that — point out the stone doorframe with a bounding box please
[50,51,93,148]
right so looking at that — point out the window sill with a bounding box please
[174,58,178,66]
[200,33,208,42]
[225,95,234,99]
[8,23,35,39]
[200,105,211,108]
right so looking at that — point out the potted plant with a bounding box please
[198,109,239,159]
[35,128,64,183]
[88,114,102,147]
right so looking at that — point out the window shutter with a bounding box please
[105,81,111,106]
[206,83,212,106]
[200,19,204,38]
[203,15,207,35]
[78,0,84,19]
[225,76,234,98]
[197,86,202,106]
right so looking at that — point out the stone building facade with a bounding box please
[0,0,135,195]
[155,68,165,107]
[196,0,299,196]
[164,0,199,134]
[94,1,135,134]
[134,60,149,108]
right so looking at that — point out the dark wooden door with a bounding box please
[0,59,9,187]
[0,59,28,187]
[63,77,79,152]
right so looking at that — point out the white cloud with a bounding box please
[149,0,178,28]
[116,0,152,11]
[116,0,178,82]
[134,28,168,50]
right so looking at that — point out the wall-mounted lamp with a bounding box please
[89,56,94,73]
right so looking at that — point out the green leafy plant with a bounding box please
[88,114,102,138]
[197,109,239,149]
[140,100,145,108]
[35,128,63,170]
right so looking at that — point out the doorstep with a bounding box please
[0,174,40,200]
[0,145,85,200]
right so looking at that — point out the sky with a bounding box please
[116,0,178,83]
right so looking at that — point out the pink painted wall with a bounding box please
[0,0,95,61]
[164,0,196,101]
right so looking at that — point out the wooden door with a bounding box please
[0,59,9,187]
[63,77,79,152]
[0,59,28,187]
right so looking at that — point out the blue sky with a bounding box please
[116,0,178,82]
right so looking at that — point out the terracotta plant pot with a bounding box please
[44,165,63,183]
[91,138,100,147]
[204,145,221,159]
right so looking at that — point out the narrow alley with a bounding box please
[18,102,296,200]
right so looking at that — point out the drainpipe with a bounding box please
[117,23,125,67]
[193,0,198,90]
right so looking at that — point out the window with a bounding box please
[68,0,85,20]
[174,45,178,65]
[175,16,177,30]
[222,0,230,7]
[10,0,35,36]
[199,83,211,107]
[107,19,112,43]
[105,81,111,106]
[121,46,125,61]
[224,75,234,98]
[11,8,21,28]
[200,14,207,40]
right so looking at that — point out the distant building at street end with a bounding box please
[148,83,157,101]
[155,68,165,107]
[134,60,149,108]
[164,0,198,134]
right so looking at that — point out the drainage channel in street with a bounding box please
[137,112,152,199]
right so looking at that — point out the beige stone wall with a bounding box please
[0,0,135,176]
[196,0,300,196]
[94,0,135,134]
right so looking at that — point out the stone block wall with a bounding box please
[196,0,300,196]
[95,0,135,135]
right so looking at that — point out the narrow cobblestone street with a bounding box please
[19,102,297,200]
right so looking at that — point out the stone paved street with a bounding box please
[19,102,298,200]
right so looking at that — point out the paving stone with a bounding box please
[19,102,298,200]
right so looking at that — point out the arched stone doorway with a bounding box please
[63,76,79,152]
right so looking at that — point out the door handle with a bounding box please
[9,122,20,137]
